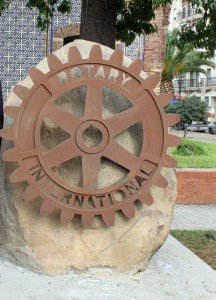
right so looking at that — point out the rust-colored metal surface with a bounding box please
[0,45,180,228]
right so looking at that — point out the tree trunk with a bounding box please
[80,0,118,49]
[160,78,175,94]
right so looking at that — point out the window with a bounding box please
[190,72,196,87]
[183,7,186,18]
[188,5,191,17]
[205,97,209,105]
[207,69,211,86]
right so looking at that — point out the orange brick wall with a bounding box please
[176,169,216,204]
[143,6,170,75]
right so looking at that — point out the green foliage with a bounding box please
[26,0,72,30]
[173,139,206,156]
[172,139,216,168]
[0,0,10,15]
[166,96,209,125]
[1,0,216,55]
[162,29,215,83]
[116,0,157,46]
[179,0,216,58]
[170,230,216,269]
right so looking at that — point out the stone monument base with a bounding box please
[0,236,216,299]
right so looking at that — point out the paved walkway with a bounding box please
[171,204,216,230]
[171,129,216,144]
[1,235,216,300]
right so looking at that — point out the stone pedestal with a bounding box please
[0,40,178,275]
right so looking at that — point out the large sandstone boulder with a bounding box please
[0,40,178,275]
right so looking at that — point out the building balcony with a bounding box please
[173,78,216,91]
[177,9,202,22]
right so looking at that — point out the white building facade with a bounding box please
[170,0,216,122]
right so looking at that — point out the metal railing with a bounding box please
[173,78,216,89]
[178,8,201,20]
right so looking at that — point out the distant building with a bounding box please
[169,0,216,121]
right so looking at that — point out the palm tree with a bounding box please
[160,28,216,94]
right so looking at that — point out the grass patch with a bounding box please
[170,230,216,269]
[172,139,216,168]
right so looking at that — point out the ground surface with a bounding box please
[0,235,216,300]
[171,129,216,144]
[171,204,216,230]
[172,139,216,168]
[171,230,216,270]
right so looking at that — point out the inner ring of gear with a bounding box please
[0,45,180,228]
[34,78,149,196]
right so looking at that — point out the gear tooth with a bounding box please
[163,154,177,168]
[0,127,15,140]
[154,174,168,188]
[167,134,181,147]
[121,203,135,219]
[13,85,30,102]
[128,59,143,75]
[89,45,103,61]
[60,210,74,225]
[144,74,160,89]
[109,49,123,65]
[4,106,19,119]
[81,213,95,229]
[157,93,173,107]
[166,113,180,127]
[22,186,39,202]
[2,148,19,161]
[102,211,115,227]
[139,191,153,206]
[68,46,82,63]
[10,167,26,183]
[40,200,56,217]
[29,67,45,83]
[47,54,62,71]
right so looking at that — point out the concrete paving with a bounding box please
[0,235,216,300]
[171,129,216,144]
[171,204,216,230]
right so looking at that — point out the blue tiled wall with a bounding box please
[0,0,143,100]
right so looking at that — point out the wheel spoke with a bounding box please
[104,140,142,172]
[84,82,102,119]
[104,106,142,137]
[42,138,80,169]
[44,105,81,136]
[82,154,101,190]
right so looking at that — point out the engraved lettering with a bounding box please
[121,73,132,86]
[96,195,106,207]
[95,66,105,78]
[135,175,147,187]
[140,169,152,176]
[108,193,114,205]
[61,193,73,205]
[73,195,84,207]
[108,68,119,82]
[57,71,68,84]
[29,164,46,182]
[125,181,139,194]
[84,64,94,77]
[87,196,96,208]
[71,67,82,79]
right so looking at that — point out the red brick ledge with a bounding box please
[176,168,216,204]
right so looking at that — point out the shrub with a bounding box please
[173,140,206,156]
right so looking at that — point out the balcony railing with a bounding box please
[173,78,216,89]
[178,8,202,20]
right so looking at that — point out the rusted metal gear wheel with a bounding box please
[0,45,180,228]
